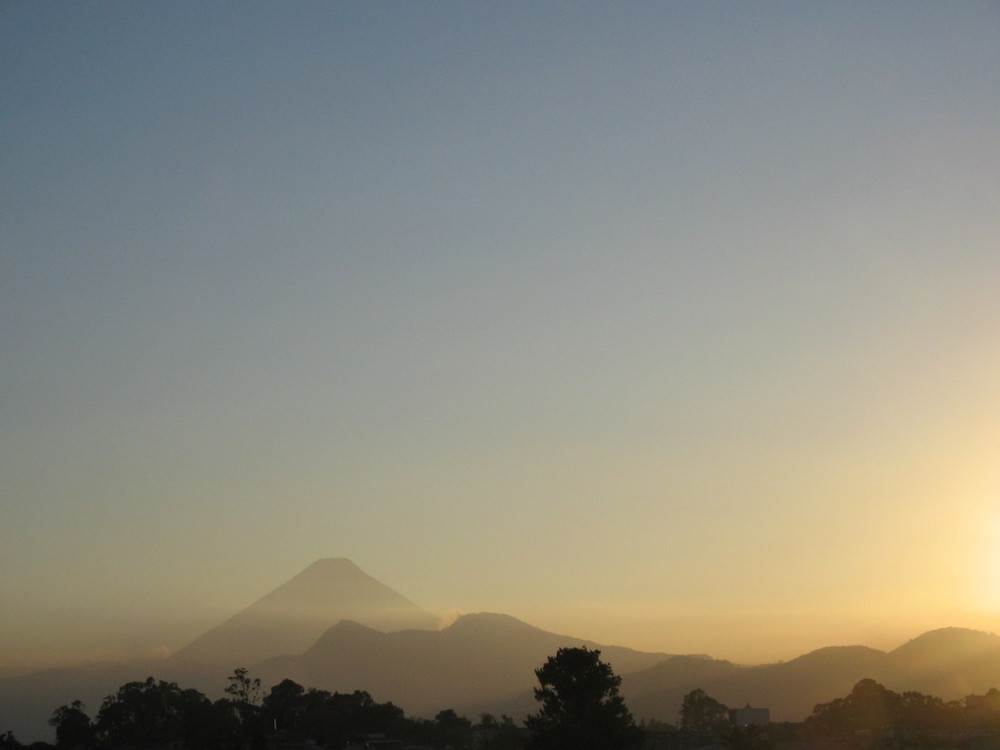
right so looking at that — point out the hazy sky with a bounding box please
[3,2,999,675]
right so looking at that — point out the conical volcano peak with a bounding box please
[264,558,398,608]
[169,559,439,668]
[301,558,363,574]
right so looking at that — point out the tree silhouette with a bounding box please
[896,691,963,731]
[261,678,305,732]
[225,667,263,707]
[475,714,523,750]
[680,688,729,732]
[434,708,472,747]
[221,668,265,749]
[95,677,214,748]
[807,678,901,736]
[526,646,643,750]
[48,701,94,747]
[49,673,473,750]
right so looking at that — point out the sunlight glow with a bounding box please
[967,488,1000,614]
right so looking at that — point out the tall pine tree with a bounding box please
[526,647,643,750]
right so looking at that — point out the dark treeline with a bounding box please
[29,668,523,750]
[646,680,1000,750]
[805,679,1000,737]
[3,667,1000,750]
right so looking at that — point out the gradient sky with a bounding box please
[2,2,999,676]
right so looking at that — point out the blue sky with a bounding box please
[2,2,999,672]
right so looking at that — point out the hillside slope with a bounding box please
[253,611,676,716]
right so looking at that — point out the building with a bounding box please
[729,705,770,727]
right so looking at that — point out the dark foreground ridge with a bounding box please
[30,665,1000,750]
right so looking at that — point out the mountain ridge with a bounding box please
[3,559,1000,743]
[252,610,679,715]
[622,628,1000,723]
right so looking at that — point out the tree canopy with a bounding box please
[525,646,643,750]
[41,671,474,750]
[806,678,973,737]
[48,700,94,748]
[680,688,730,733]
[94,677,222,749]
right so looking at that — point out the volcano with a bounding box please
[169,558,440,669]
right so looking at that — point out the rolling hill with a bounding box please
[253,611,676,715]
[622,630,1000,723]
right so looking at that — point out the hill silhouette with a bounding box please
[253,612,676,716]
[3,560,1000,743]
[886,627,1000,697]
[624,644,889,722]
[622,631,1000,723]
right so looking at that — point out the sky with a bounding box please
[2,1,999,676]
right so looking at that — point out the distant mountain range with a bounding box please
[3,559,1000,744]
[254,611,674,716]
[621,627,1000,723]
